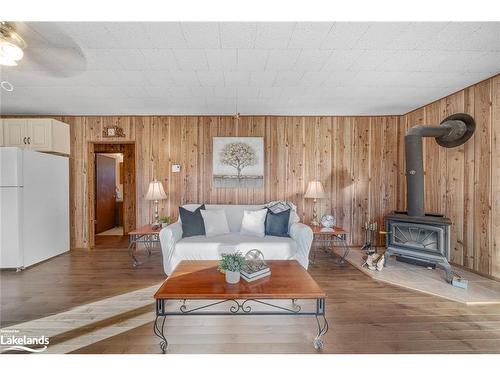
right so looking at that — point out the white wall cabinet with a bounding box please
[1,118,70,155]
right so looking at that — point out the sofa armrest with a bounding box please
[159,222,183,274]
[289,222,313,269]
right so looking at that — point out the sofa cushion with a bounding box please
[265,209,291,237]
[182,204,265,233]
[179,204,205,238]
[174,233,297,262]
[200,209,230,237]
[240,209,267,237]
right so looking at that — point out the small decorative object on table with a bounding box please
[320,214,335,229]
[159,216,171,228]
[218,252,246,284]
[241,249,271,282]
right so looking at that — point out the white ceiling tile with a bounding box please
[265,49,301,70]
[169,71,200,86]
[416,22,483,51]
[140,49,179,70]
[81,49,121,70]
[143,23,187,48]
[294,50,332,71]
[173,49,209,71]
[300,72,330,86]
[321,23,370,49]
[143,70,175,86]
[103,22,154,48]
[349,50,394,71]
[109,49,147,70]
[237,49,269,71]
[223,72,250,86]
[354,23,412,49]
[237,87,260,98]
[273,71,305,86]
[62,23,118,49]
[196,71,225,86]
[254,23,295,48]
[205,49,237,70]
[249,72,278,87]
[214,87,237,98]
[181,23,220,49]
[220,23,257,48]
[288,23,333,48]
[388,22,449,50]
[322,49,363,71]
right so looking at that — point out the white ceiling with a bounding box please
[0,22,499,115]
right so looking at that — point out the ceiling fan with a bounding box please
[0,21,87,77]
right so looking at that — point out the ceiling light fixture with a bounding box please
[0,22,26,67]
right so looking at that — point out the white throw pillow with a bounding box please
[200,209,230,237]
[240,209,267,238]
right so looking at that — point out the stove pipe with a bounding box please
[405,113,475,217]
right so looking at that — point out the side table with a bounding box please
[128,224,161,267]
[309,225,350,265]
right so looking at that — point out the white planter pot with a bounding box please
[225,270,240,284]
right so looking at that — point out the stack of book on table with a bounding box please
[241,263,271,282]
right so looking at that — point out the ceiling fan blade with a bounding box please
[14,22,87,77]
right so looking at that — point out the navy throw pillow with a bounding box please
[179,204,206,238]
[265,208,290,237]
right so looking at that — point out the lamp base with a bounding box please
[311,219,320,227]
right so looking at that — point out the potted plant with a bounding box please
[218,252,246,284]
[159,216,171,228]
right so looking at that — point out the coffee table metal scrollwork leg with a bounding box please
[153,315,168,354]
[313,298,328,351]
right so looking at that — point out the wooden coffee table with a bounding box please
[153,260,328,353]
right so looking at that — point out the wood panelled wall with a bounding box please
[60,115,399,250]
[8,74,498,277]
[398,75,500,278]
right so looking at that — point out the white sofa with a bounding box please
[159,204,313,275]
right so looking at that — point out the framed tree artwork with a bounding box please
[212,137,264,188]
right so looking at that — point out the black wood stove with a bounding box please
[384,113,475,282]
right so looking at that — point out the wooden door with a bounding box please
[95,154,116,234]
[3,119,28,147]
[27,119,52,151]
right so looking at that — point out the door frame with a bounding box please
[88,142,136,248]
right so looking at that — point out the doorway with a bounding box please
[95,153,123,236]
[89,143,136,248]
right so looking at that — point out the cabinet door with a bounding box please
[3,119,28,147]
[27,119,52,151]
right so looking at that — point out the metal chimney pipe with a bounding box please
[405,114,475,217]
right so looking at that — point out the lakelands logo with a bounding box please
[0,329,49,353]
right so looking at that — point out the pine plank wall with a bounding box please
[6,74,498,278]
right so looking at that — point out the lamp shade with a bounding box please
[145,180,167,201]
[304,181,326,199]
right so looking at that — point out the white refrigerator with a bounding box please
[0,147,69,270]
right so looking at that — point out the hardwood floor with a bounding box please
[76,250,500,354]
[0,236,165,327]
[2,240,500,353]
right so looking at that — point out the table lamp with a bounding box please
[305,181,326,227]
[145,179,167,227]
